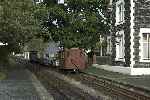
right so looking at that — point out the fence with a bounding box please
[96,56,111,65]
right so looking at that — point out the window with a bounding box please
[142,33,150,60]
[118,3,124,22]
[116,0,124,25]
[107,36,112,55]
[139,28,150,62]
[115,31,124,61]
[35,0,43,4]
[58,0,64,4]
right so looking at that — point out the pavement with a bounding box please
[84,65,150,92]
[0,63,54,100]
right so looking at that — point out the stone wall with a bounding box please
[96,56,111,65]
[133,1,150,67]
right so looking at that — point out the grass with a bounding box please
[0,72,6,80]
[84,66,130,79]
[84,66,150,90]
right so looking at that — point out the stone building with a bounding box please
[109,0,150,75]
[94,0,150,75]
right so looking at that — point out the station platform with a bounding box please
[83,65,150,91]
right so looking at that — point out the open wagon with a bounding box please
[59,48,87,72]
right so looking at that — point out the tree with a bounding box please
[41,0,110,50]
[0,0,45,60]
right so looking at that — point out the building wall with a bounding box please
[112,0,150,67]
[133,1,150,68]
[111,0,131,67]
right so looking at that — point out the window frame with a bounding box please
[115,30,125,61]
[139,28,150,62]
[142,33,150,60]
[115,0,125,25]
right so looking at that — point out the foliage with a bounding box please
[0,0,45,60]
[0,72,6,80]
[95,36,107,49]
[41,0,110,49]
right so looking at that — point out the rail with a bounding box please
[81,72,150,100]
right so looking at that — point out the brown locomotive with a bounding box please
[62,48,87,71]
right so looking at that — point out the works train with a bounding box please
[29,48,88,72]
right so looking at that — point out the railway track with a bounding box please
[38,69,103,100]
[69,72,150,100]
[33,64,150,100]
[27,63,99,100]
[40,74,74,100]
[18,58,150,100]
[27,65,71,100]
